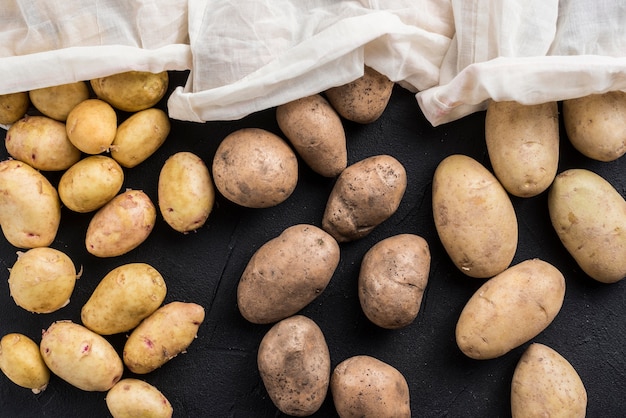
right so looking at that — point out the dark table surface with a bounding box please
[1,71,625,417]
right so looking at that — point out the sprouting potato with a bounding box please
[106,378,173,418]
[0,91,30,125]
[29,81,90,121]
[0,333,50,394]
[111,108,171,168]
[66,98,117,154]
[91,71,169,112]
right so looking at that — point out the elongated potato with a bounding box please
[0,333,50,394]
[66,98,117,154]
[111,108,171,168]
[91,71,169,112]
[0,92,29,125]
[29,81,90,121]
[106,378,173,418]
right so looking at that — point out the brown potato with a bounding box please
[29,81,90,121]
[91,71,169,112]
[106,378,173,418]
[0,333,50,394]
[111,108,171,168]
[0,92,29,125]
[66,98,117,154]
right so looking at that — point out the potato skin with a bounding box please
[0,92,29,125]
[331,355,410,418]
[81,263,167,335]
[511,343,587,418]
[237,224,340,324]
[548,168,626,283]
[485,100,559,197]
[322,154,406,243]
[359,234,430,329]
[455,259,565,360]
[66,98,117,154]
[111,108,171,168]
[432,154,518,278]
[29,81,90,121]
[91,71,169,112]
[106,378,173,418]
[258,315,330,416]
[0,333,50,394]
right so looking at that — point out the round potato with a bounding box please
[237,224,340,324]
[81,263,167,335]
[40,321,123,392]
[85,189,156,258]
[91,71,169,112]
[111,108,170,168]
[8,247,78,313]
[66,98,117,154]
[258,315,330,416]
[29,81,90,121]
[0,333,50,394]
[331,355,410,418]
[455,259,565,360]
[0,91,29,125]
[212,128,298,208]
[548,168,626,283]
[0,159,61,248]
[106,378,173,418]
[358,234,430,329]
[432,154,518,278]
[276,94,347,177]
[158,151,214,233]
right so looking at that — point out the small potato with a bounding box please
[91,71,169,112]
[85,189,156,258]
[0,159,61,248]
[111,108,171,168]
[455,259,565,360]
[66,98,117,154]
[237,224,340,324]
[358,234,430,329]
[0,333,50,394]
[331,355,410,418]
[548,168,626,283]
[123,301,205,374]
[432,154,518,278]
[58,155,124,213]
[511,343,587,418]
[485,100,559,197]
[212,128,298,208]
[325,66,394,124]
[81,263,167,335]
[29,81,90,121]
[40,321,123,392]
[563,91,626,162]
[8,247,78,313]
[0,91,29,125]
[276,94,347,177]
[258,315,330,416]
[322,154,406,242]
[106,378,173,418]
[158,151,214,233]
[5,115,81,171]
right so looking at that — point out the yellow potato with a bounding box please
[58,155,124,213]
[91,71,169,112]
[548,168,626,283]
[106,378,173,418]
[29,81,90,121]
[85,189,156,257]
[485,100,559,197]
[111,108,171,168]
[8,247,78,313]
[158,151,214,233]
[40,321,123,392]
[66,98,117,154]
[432,154,518,278]
[0,91,29,125]
[0,159,61,248]
[0,333,50,394]
[455,259,565,360]
[81,263,167,335]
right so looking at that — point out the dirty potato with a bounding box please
[0,92,30,125]
[91,71,169,112]
[111,108,171,168]
[0,333,50,394]
[106,378,173,418]
[66,98,117,154]
[29,81,90,121]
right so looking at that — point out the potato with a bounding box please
[29,81,90,121]
[322,154,406,243]
[106,378,173,418]
[548,168,626,283]
[0,159,61,248]
[257,315,330,416]
[8,247,78,313]
[331,355,410,418]
[5,115,81,171]
[455,259,565,360]
[358,234,430,329]
[0,333,50,394]
[276,94,347,177]
[111,108,171,168]
[58,155,124,213]
[325,66,394,124]
[511,343,587,418]
[563,91,626,162]
[432,154,518,278]
[237,224,340,324]
[85,189,156,258]
[485,100,559,197]
[81,263,167,335]
[158,151,214,233]
[212,128,298,208]
[91,71,169,112]
[66,98,117,154]
[0,91,29,125]
[40,320,123,392]
[123,301,205,374]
